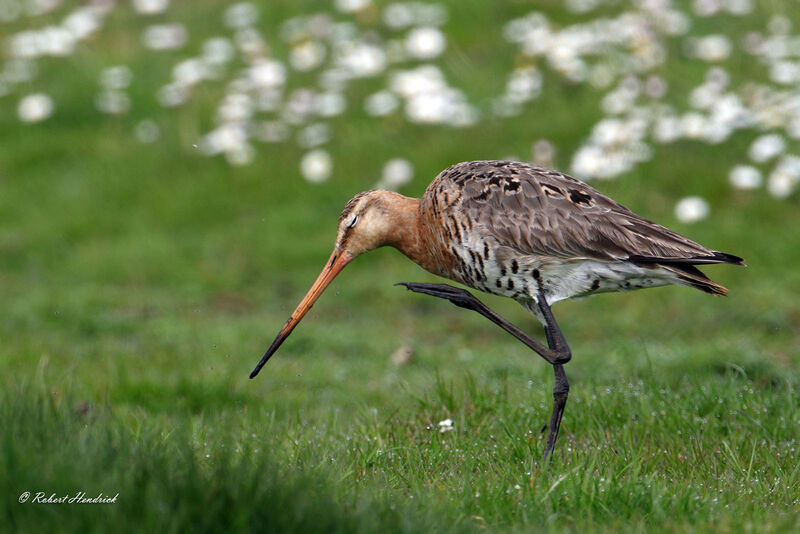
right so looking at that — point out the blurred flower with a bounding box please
[285,88,317,121]
[682,112,707,139]
[726,0,753,15]
[301,149,333,183]
[10,27,75,58]
[173,59,209,87]
[384,3,447,29]
[26,0,61,16]
[156,83,189,107]
[249,59,286,89]
[224,2,258,29]
[687,35,732,62]
[100,65,133,90]
[290,41,326,71]
[17,93,54,123]
[532,139,556,167]
[235,28,267,57]
[364,90,399,116]
[505,66,542,104]
[198,123,247,156]
[226,143,255,166]
[405,27,446,59]
[769,61,800,85]
[383,3,414,28]
[297,123,331,148]
[674,196,710,223]
[62,7,103,40]
[729,165,762,190]
[335,41,386,77]
[571,145,605,179]
[315,92,347,117]
[768,155,800,198]
[438,418,454,433]
[134,119,161,143]
[749,134,786,163]
[390,65,446,98]
[335,0,370,13]
[652,116,683,143]
[95,90,131,114]
[380,158,414,189]
[767,15,792,36]
[767,168,796,198]
[217,93,253,123]
[692,0,721,17]
[132,0,169,15]
[203,38,235,65]
[143,24,188,50]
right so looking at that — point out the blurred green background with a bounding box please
[1,1,799,532]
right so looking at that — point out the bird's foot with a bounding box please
[396,282,479,310]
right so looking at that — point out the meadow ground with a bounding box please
[1,1,799,532]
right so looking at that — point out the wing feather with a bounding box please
[425,161,741,265]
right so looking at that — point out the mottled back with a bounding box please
[425,160,731,263]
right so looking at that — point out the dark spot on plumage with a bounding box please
[488,175,502,187]
[541,183,563,197]
[496,279,502,288]
[532,269,540,279]
[503,180,521,192]
[473,190,490,201]
[483,242,489,259]
[591,279,600,290]
[500,267,507,277]
[511,259,519,274]
[569,189,593,206]
[507,279,515,290]
[468,249,477,264]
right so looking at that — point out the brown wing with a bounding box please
[426,160,743,265]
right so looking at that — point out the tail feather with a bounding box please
[629,251,745,266]
[661,263,728,296]
[629,249,744,296]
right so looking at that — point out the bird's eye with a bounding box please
[347,215,359,228]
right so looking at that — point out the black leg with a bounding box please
[544,363,569,461]
[535,287,571,461]
[398,282,572,460]
[397,282,570,365]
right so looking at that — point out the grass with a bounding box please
[2,1,800,532]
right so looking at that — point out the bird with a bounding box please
[250,160,744,460]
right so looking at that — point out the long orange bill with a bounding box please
[250,249,352,379]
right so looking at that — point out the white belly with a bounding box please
[537,260,679,304]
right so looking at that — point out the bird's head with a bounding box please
[250,190,408,378]
[333,190,398,257]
